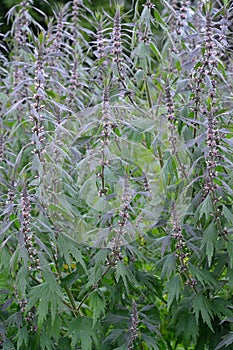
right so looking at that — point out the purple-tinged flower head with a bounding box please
[128,300,139,349]
[112,8,123,65]
[21,186,38,267]
[171,204,196,287]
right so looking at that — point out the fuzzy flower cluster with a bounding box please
[165,83,175,121]
[112,8,122,64]
[176,1,191,35]
[192,12,218,112]
[172,205,197,288]
[21,186,38,268]
[18,297,38,331]
[0,132,4,161]
[72,0,82,42]
[96,23,106,61]
[13,0,30,87]
[50,10,64,62]
[203,110,220,197]
[110,176,131,261]
[30,46,45,158]
[128,300,139,349]
[15,0,29,48]
[118,176,131,231]
[98,89,115,197]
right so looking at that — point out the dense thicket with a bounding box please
[0,1,233,349]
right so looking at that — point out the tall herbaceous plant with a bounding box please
[0,0,233,349]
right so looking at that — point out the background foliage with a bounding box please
[0,0,233,349]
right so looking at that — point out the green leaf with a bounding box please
[58,234,86,272]
[150,42,162,61]
[60,269,79,288]
[17,326,28,350]
[159,253,176,278]
[115,261,135,295]
[26,283,48,312]
[215,332,233,350]
[176,313,199,345]
[166,274,181,309]
[189,264,217,288]
[192,294,213,331]
[37,291,50,327]
[89,291,106,326]
[198,195,213,220]
[226,240,233,269]
[67,317,98,350]
[223,205,233,223]
[40,332,55,350]
[201,222,218,266]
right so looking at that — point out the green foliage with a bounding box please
[1,0,233,349]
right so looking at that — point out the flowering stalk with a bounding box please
[165,82,187,179]
[200,13,226,238]
[171,204,197,288]
[192,10,219,138]
[0,128,4,162]
[112,8,135,105]
[21,186,38,268]
[128,300,139,350]
[11,0,30,121]
[72,0,79,42]
[176,1,191,35]
[48,6,67,67]
[30,43,45,161]
[98,88,112,197]
[111,176,131,260]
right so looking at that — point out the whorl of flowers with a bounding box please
[128,300,139,349]
[30,45,45,159]
[172,204,197,288]
[0,132,4,162]
[72,0,83,42]
[192,11,218,114]
[112,8,122,64]
[21,186,38,268]
[176,1,191,35]
[98,88,112,197]
[12,0,30,88]
[96,23,105,60]
[14,0,29,48]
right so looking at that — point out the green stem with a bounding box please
[76,263,112,314]
[145,80,152,109]
[157,145,164,169]
[64,285,80,317]
[52,250,80,317]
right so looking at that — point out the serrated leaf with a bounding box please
[198,195,213,220]
[176,313,198,345]
[41,332,55,350]
[160,253,176,278]
[192,294,213,331]
[17,326,28,350]
[37,294,50,327]
[223,205,233,223]
[89,291,106,326]
[189,263,217,288]
[67,317,98,350]
[115,261,136,295]
[166,274,181,309]
[25,283,48,312]
[201,222,218,267]
[215,332,233,350]
[226,240,233,269]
